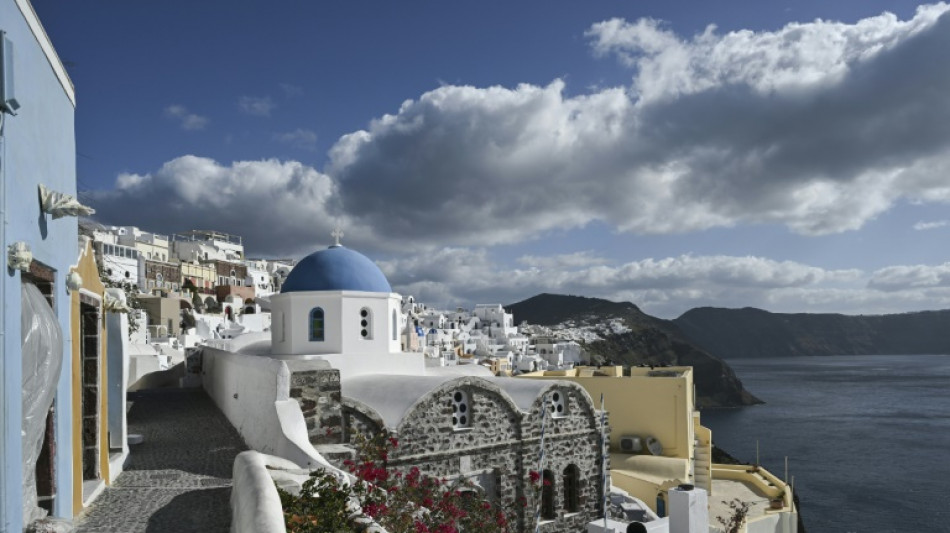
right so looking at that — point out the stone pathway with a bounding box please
[73,388,247,533]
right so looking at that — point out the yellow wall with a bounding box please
[71,241,109,513]
[520,366,695,458]
[519,366,700,514]
[180,261,216,290]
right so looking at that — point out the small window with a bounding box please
[541,470,555,520]
[546,389,567,418]
[563,465,580,513]
[451,390,470,429]
[309,308,325,341]
[360,308,372,339]
[392,309,398,341]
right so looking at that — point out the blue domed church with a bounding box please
[268,242,424,377]
[198,236,606,533]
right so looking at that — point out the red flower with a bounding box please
[388,436,399,448]
[364,502,388,518]
[529,471,541,483]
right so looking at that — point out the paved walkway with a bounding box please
[74,388,247,533]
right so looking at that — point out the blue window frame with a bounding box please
[309,307,325,341]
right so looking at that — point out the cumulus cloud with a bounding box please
[325,5,950,247]
[274,128,319,151]
[517,251,609,269]
[87,156,342,256]
[379,251,870,317]
[586,5,949,102]
[92,6,950,317]
[164,104,208,130]
[238,96,276,117]
[868,263,950,291]
[913,220,948,230]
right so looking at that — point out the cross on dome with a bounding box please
[331,226,344,247]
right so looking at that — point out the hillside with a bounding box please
[673,307,950,359]
[507,294,761,408]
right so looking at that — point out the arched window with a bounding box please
[360,308,373,339]
[563,464,580,513]
[541,470,555,520]
[392,309,398,341]
[309,308,325,341]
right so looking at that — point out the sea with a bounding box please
[700,354,950,533]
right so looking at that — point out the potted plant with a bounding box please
[769,492,785,510]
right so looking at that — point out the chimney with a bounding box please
[669,484,708,533]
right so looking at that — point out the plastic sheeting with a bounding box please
[21,282,64,525]
[38,183,96,219]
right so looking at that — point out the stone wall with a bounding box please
[289,368,344,446]
[341,379,608,533]
[518,385,605,533]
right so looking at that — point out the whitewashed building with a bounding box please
[172,229,244,262]
[197,240,609,533]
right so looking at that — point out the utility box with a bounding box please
[1,31,21,114]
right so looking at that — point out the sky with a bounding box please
[31,0,950,318]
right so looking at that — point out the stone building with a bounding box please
[214,260,247,288]
[343,375,605,533]
[141,258,181,294]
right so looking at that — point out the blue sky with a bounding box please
[33,1,950,317]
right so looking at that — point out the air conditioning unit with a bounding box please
[619,435,642,453]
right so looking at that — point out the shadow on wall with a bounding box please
[145,487,231,533]
[128,363,185,391]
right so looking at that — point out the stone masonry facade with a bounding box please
[340,378,608,533]
[289,368,344,446]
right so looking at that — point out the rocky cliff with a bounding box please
[673,307,950,359]
[507,294,761,408]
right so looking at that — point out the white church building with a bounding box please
[268,243,424,377]
[197,239,611,533]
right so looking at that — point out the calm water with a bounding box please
[701,354,950,533]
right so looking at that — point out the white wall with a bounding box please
[105,290,129,475]
[294,352,426,381]
[230,452,291,533]
[200,348,332,469]
[271,291,401,356]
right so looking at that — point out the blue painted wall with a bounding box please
[0,1,77,530]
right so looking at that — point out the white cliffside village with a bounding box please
[69,218,800,533]
[3,6,795,530]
